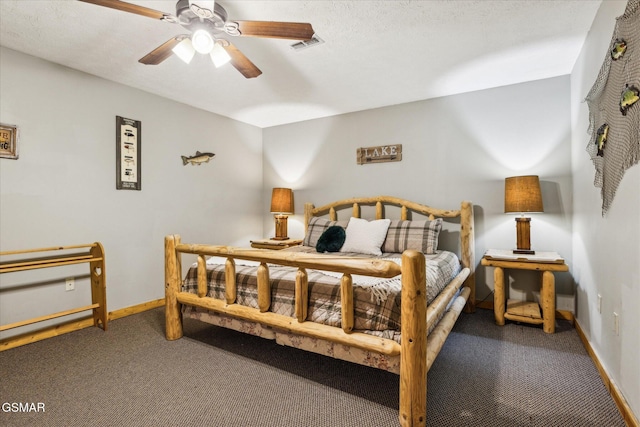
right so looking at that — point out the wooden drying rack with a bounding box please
[0,243,107,351]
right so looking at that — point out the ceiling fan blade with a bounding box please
[139,37,185,65]
[222,43,262,79]
[230,21,314,40]
[78,0,177,22]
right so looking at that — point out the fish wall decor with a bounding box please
[611,39,627,60]
[584,0,639,215]
[620,85,639,116]
[181,151,215,166]
[596,124,609,157]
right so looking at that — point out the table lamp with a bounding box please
[504,175,543,254]
[270,188,294,240]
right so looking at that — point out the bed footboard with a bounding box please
[165,235,408,351]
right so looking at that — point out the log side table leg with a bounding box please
[494,266,505,326]
[541,270,556,333]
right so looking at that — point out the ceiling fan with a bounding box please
[78,0,316,78]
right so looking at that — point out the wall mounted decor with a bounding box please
[585,0,639,215]
[181,151,215,166]
[0,123,19,160]
[356,144,402,165]
[116,116,141,190]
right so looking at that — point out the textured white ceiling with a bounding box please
[0,0,602,128]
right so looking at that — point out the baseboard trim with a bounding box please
[0,298,166,352]
[575,320,639,427]
[109,298,165,320]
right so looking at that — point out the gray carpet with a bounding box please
[0,308,625,427]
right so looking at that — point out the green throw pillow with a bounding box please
[316,226,346,253]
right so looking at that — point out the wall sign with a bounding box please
[356,144,402,165]
[0,123,19,160]
[116,116,141,191]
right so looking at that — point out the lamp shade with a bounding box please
[270,188,294,214]
[504,175,544,213]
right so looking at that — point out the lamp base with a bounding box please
[514,217,534,254]
[272,214,289,240]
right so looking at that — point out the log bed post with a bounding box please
[165,235,183,340]
[460,201,476,313]
[399,250,427,427]
[304,203,313,235]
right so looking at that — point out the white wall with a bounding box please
[262,76,574,309]
[570,0,640,417]
[0,47,264,337]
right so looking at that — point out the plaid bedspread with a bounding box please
[182,246,461,341]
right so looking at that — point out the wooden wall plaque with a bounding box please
[357,144,402,165]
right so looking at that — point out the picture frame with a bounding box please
[0,123,19,160]
[115,116,142,191]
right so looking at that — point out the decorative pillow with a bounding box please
[381,218,443,254]
[340,217,391,256]
[316,226,346,253]
[303,217,348,247]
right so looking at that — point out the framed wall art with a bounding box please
[116,116,141,191]
[0,123,19,160]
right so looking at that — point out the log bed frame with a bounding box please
[165,196,475,426]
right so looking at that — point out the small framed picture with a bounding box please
[0,123,19,160]
[116,116,142,191]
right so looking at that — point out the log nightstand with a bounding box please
[250,238,303,250]
[481,249,568,334]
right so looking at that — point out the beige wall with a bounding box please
[570,0,640,418]
[262,76,574,309]
[0,48,264,337]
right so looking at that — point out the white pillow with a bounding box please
[340,217,391,256]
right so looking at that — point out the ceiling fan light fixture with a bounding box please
[210,43,231,68]
[172,38,196,64]
[192,29,214,54]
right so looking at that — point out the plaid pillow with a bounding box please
[381,219,442,254]
[303,217,348,247]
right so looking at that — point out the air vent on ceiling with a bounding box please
[290,35,324,51]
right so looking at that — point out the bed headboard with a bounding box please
[304,196,475,311]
